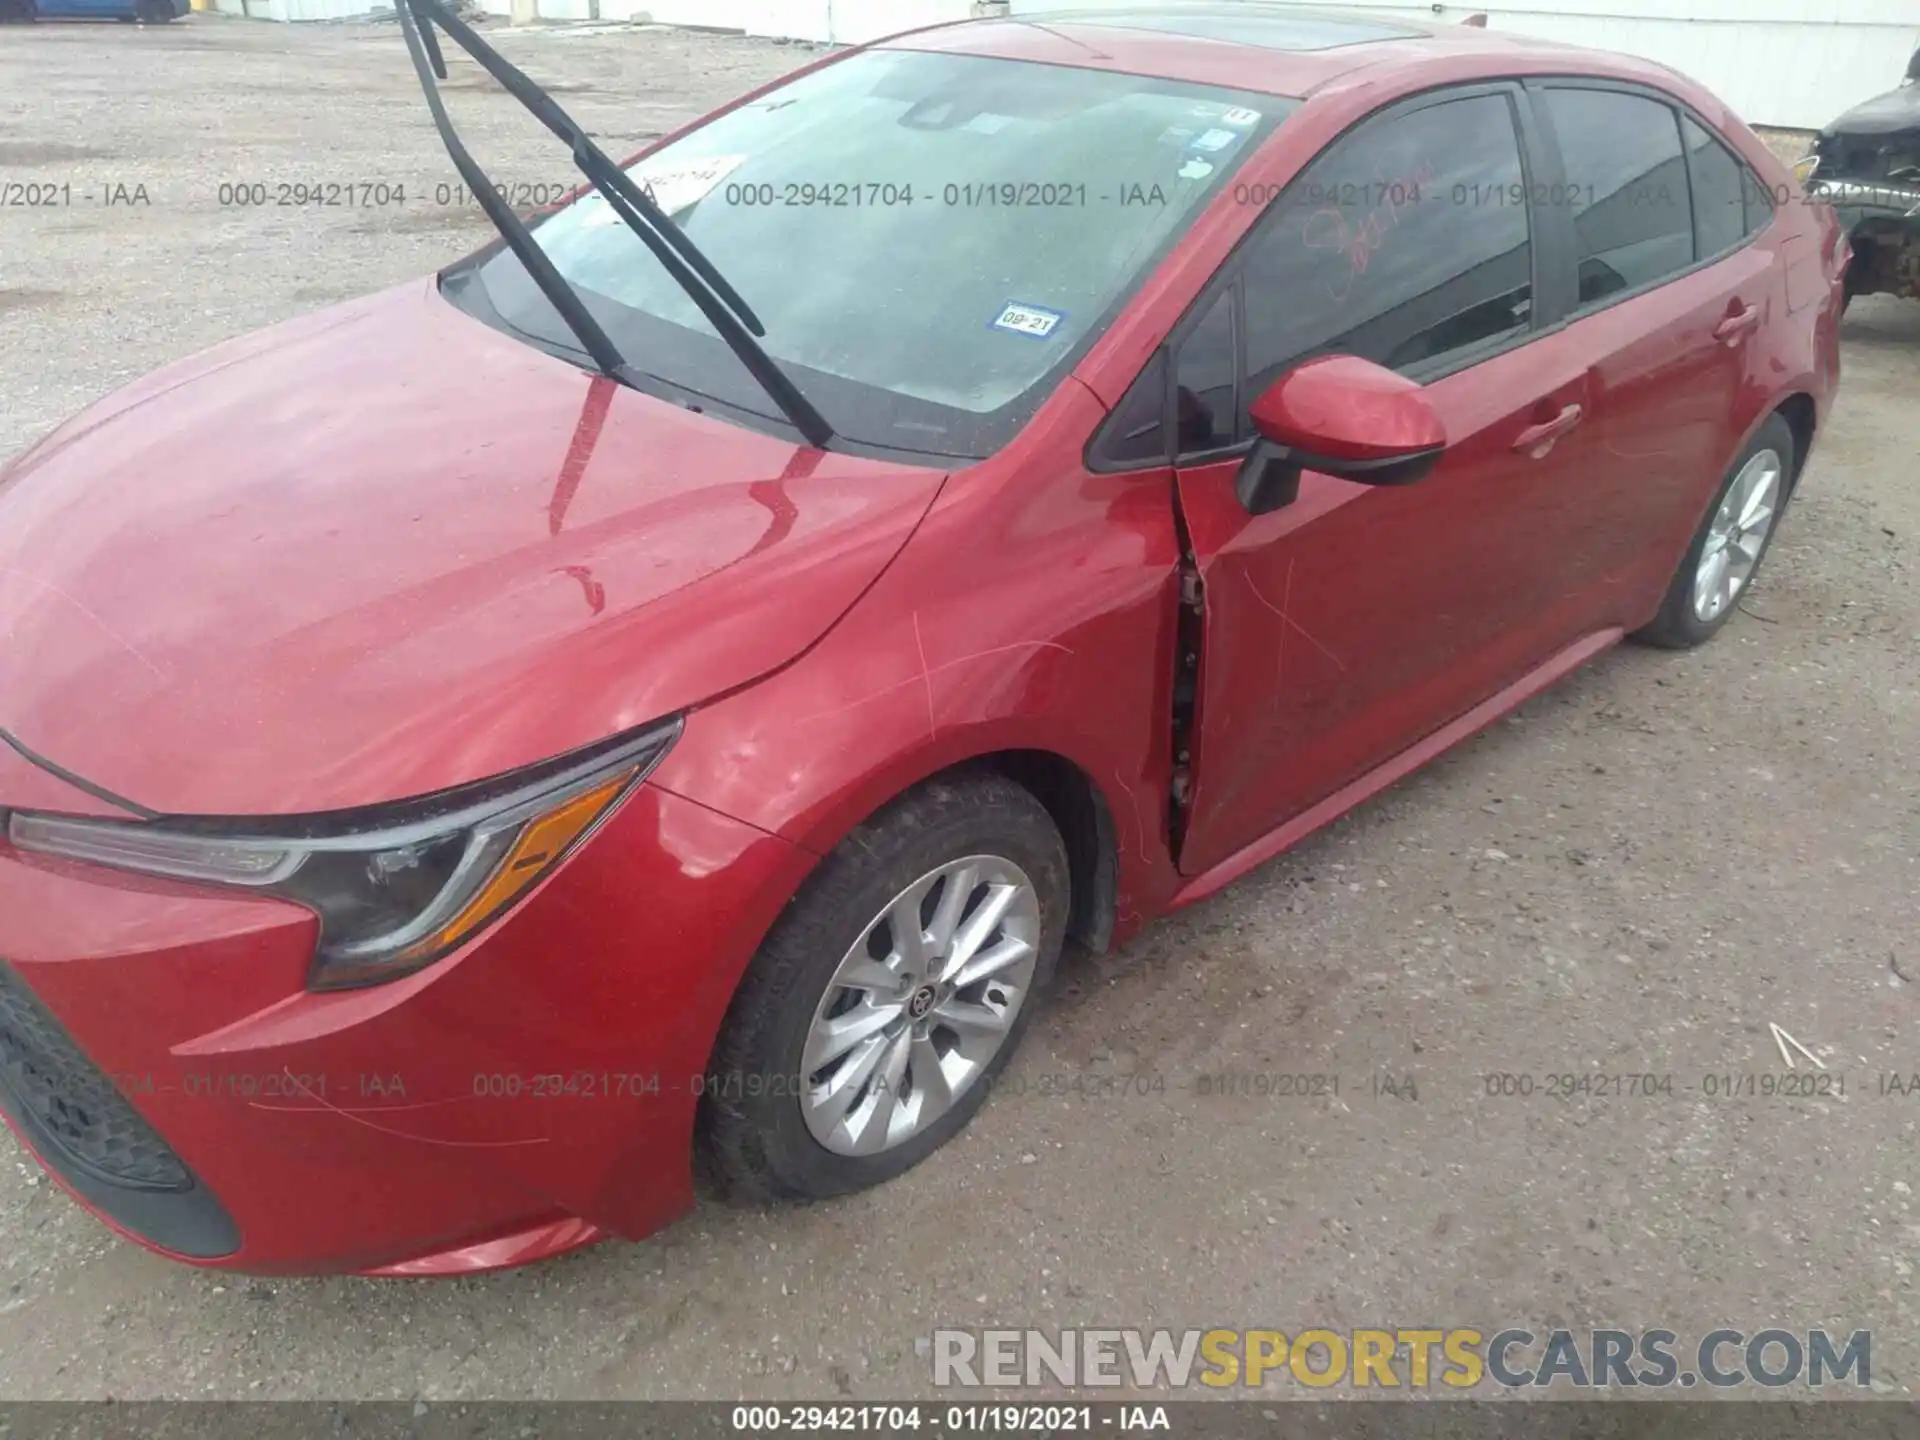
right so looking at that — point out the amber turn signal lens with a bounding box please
[418,771,636,958]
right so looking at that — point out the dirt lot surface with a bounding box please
[1,15,1917,1404]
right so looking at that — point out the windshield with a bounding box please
[453,49,1297,458]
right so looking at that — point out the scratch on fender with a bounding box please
[783,639,1077,732]
[1110,767,1153,864]
[912,611,938,740]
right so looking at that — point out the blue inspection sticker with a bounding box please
[1188,127,1243,154]
[991,301,1067,340]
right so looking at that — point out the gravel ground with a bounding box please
[1,15,1918,1404]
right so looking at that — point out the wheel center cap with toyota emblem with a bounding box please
[906,985,938,1021]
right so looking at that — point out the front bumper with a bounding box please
[0,773,815,1275]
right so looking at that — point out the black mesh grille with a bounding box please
[0,963,190,1191]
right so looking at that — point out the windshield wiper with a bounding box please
[394,0,835,449]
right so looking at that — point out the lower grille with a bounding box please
[0,961,239,1258]
[0,962,190,1189]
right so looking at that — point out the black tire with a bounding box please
[703,771,1068,1202]
[1633,413,1796,650]
[135,0,175,19]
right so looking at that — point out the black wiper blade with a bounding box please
[395,0,628,382]
[421,5,764,337]
[395,0,836,450]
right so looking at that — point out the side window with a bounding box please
[1542,88,1693,306]
[1099,350,1171,468]
[1173,289,1238,453]
[1682,114,1748,259]
[1237,93,1535,404]
[1741,167,1776,236]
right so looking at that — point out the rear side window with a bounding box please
[1236,92,1535,398]
[1741,167,1777,235]
[1683,113,1774,255]
[1683,114,1749,258]
[1542,88,1693,306]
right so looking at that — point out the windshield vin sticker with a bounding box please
[1221,107,1263,128]
[992,302,1066,340]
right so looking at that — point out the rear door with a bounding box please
[1159,85,1617,876]
[1522,83,1783,612]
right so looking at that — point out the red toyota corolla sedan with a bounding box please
[0,4,1844,1274]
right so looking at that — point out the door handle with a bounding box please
[1713,304,1761,344]
[1510,403,1583,456]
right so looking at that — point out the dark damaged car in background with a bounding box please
[1802,44,1920,309]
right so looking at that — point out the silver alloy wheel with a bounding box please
[801,854,1041,1156]
[1693,448,1783,623]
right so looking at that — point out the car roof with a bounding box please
[876,3,1676,101]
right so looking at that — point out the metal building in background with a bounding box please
[538,0,1912,131]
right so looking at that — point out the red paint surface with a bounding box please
[1249,355,1448,461]
[0,20,1843,1273]
[0,280,946,817]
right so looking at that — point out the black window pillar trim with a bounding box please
[1514,83,1576,332]
[1668,104,1706,267]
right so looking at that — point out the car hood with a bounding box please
[0,280,945,817]
[1823,81,1920,141]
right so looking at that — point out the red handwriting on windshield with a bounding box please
[1299,159,1440,302]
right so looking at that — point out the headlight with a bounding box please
[6,718,680,989]
[1792,150,1821,185]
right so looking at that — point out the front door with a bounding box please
[1170,86,1609,877]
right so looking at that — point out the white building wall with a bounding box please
[1013,0,1920,130]
[415,0,1920,131]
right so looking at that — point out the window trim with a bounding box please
[1677,111,1772,263]
[1088,79,1550,474]
[1523,77,1776,326]
[1086,74,1781,477]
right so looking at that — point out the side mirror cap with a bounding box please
[1908,46,1920,82]
[1238,355,1447,515]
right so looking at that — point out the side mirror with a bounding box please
[1236,354,1447,515]
[1908,46,1920,83]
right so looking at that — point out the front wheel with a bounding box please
[1633,413,1794,649]
[703,772,1068,1201]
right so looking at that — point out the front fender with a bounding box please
[646,389,1188,946]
